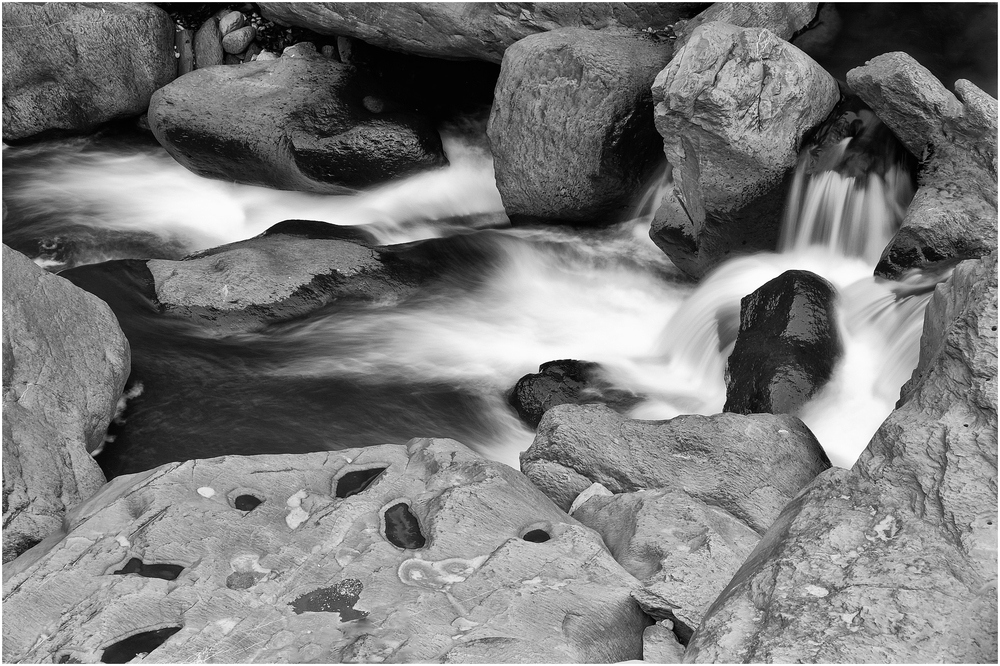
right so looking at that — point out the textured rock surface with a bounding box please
[148,55,446,193]
[520,404,830,533]
[3,439,649,663]
[193,15,224,68]
[673,2,818,45]
[2,3,176,141]
[508,359,641,428]
[259,2,706,63]
[2,246,130,563]
[687,253,998,663]
[847,52,998,277]
[724,270,841,415]
[650,22,839,278]
[488,28,672,225]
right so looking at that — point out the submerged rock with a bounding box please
[1,246,130,562]
[508,359,642,427]
[2,3,176,141]
[2,438,648,663]
[687,253,998,663]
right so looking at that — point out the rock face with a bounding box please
[650,22,839,278]
[2,439,649,663]
[724,270,841,415]
[674,2,819,45]
[488,28,672,225]
[520,404,830,533]
[508,359,641,427]
[846,52,998,277]
[147,55,447,193]
[687,253,998,663]
[259,2,706,63]
[2,3,176,141]
[2,246,130,563]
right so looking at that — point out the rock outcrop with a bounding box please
[3,439,649,663]
[147,55,446,193]
[687,253,998,663]
[846,52,998,277]
[649,22,839,278]
[520,404,830,533]
[488,27,672,225]
[2,246,130,562]
[508,359,641,427]
[2,3,175,141]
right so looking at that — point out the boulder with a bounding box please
[649,22,839,278]
[193,15,224,68]
[1,3,176,141]
[520,404,830,533]
[218,11,246,36]
[846,52,998,277]
[258,2,707,63]
[686,253,997,662]
[674,2,819,45]
[508,359,641,427]
[487,28,672,225]
[1,246,130,562]
[724,270,841,415]
[2,438,649,663]
[222,25,256,54]
[148,54,446,193]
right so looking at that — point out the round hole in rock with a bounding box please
[383,502,425,549]
[101,626,181,663]
[234,494,263,512]
[522,528,551,543]
[335,467,388,499]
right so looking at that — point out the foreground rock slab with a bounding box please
[687,253,998,663]
[3,438,648,663]
[2,246,130,562]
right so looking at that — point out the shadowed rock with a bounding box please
[508,359,642,427]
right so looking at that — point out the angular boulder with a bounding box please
[508,359,641,428]
[847,52,998,277]
[147,55,447,193]
[724,270,841,415]
[2,245,130,562]
[520,404,830,533]
[686,253,997,663]
[488,28,673,225]
[2,438,649,663]
[650,22,839,278]
[2,3,175,141]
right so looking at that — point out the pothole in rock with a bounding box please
[112,557,184,581]
[382,502,425,549]
[335,467,388,498]
[100,626,181,663]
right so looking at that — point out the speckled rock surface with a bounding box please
[520,404,830,533]
[2,3,175,141]
[686,253,998,663]
[2,245,130,562]
[2,438,649,663]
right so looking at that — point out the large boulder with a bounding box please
[686,253,997,662]
[2,246,130,563]
[724,270,841,415]
[488,28,673,225]
[508,359,641,428]
[2,3,175,141]
[846,52,998,277]
[520,404,830,533]
[649,22,839,278]
[673,2,819,44]
[3,438,649,663]
[258,3,706,63]
[147,55,447,194]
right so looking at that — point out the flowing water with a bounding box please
[2,114,939,475]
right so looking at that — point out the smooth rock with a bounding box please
[218,10,245,36]
[649,22,839,278]
[2,439,649,663]
[520,404,830,533]
[1,246,130,563]
[221,25,256,55]
[686,253,997,663]
[2,3,176,141]
[643,620,687,663]
[175,28,195,77]
[148,55,446,193]
[283,41,318,58]
[488,28,672,225]
[193,16,224,68]
[847,52,998,277]
[258,2,706,63]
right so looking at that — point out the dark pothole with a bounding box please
[233,494,263,512]
[101,627,181,663]
[335,467,388,498]
[522,528,551,543]
[113,557,184,581]
[289,579,368,621]
[383,502,425,549]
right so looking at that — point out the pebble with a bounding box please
[218,11,245,36]
[222,25,256,54]
[282,41,316,58]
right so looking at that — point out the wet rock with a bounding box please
[148,55,446,193]
[649,22,839,278]
[193,15,224,68]
[1,3,176,141]
[258,2,706,63]
[508,359,642,428]
[521,404,830,533]
[687,253,997,663]
[724,270,841,415]
[1,246,130,563]
[847,52,998,277]
[2,438,649,663]
[221,25,256,55]
[488,28,671,225]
